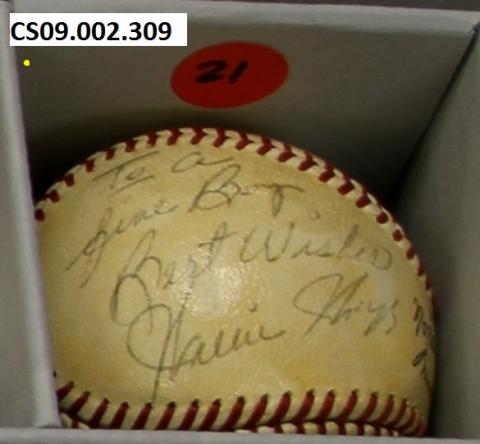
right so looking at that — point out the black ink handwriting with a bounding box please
[290,224,392,271]
[292,273,399,336]
[66,199,178,287]
[171,151,234,173]
[188,164,304,217]
[93,151,159,195]
[364,299,398,336]
[412,298,435,392]
[109,229,285,403]
[292,273,369,335]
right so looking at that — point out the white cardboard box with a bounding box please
[1,0,480,441]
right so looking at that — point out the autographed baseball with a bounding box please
[36,128,434,435]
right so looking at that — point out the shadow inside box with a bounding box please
[26,110,399,206]
[394,167,476,439]
[26,110,264,201]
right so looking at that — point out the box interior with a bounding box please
[0,0,59,429]
[395,27,480,439]
[13,0,479,200]
[2,0,480,440]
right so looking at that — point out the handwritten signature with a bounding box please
[239,222,392,271]
[66,199,178,288]
[93,151,160,195]
[65,148,405,401]
[110,229,285,402]
[68,210,393,290]
[412,297,435,392]
[292,272,398,336]
[171,151,305,217]
[187,163,305,217]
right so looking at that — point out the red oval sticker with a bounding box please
[171,42,288,109]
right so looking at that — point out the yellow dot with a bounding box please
[23,59,31,67]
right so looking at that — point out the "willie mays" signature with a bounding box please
[292,273,398,337]
[105,224,400,402]
[110,229,286,403]
[65,149,401,402]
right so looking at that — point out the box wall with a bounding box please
[12,1,479,201]
[2,0,480,439]
[395,27,480,439]
[0,0,59,428]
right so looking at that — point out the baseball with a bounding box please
[36,128,434,435]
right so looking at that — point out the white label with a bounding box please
[10,13,187,47]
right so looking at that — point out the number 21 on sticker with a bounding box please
[195,60,249,84]
[171,42,288,109]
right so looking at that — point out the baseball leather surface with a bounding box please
[36,128,434,435]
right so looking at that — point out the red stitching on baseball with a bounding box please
[191,128,207,145]
[146,132,159,147]
[56,381,74,401]
[376,212,389,224]
[389,399,407,427]
[213,129,228,148]
[84,158,95,173]
[132,403,152,430]
[257,137,274,155]
[156,401,175,429]
[61,414,75,429]
[34,208,45,222]
[178,399,199,430]
[356,392,377,422]
[418,261,426,277]
[67,391,90,416]
[406,245,416,260]
[199,399,221,431]
[298,151,316,171]
[241,394,268,430]
[235,132,252,150]
[398,408,416,434]
[109,401,129,428]
[356,423,365,435]
[277,143,295,162]
[410,421,425,436]
[47,190,60,203]
[336,391,357,423]
[374,394,394,426]
[57,391,425,436]
[314,390,335,421]
[338,180,355,195]
[89,398,109,428]
[355,194,370,208]
[63,173,75,187]
[105,147,115,160]
[125,139,136,152]
[266,391,291,427]
[319,164,335,182]
[220,396,245,431]
[167,128,182,146]
[296,423,306,434]
[290,389,314,424]
[393,229,403,241]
